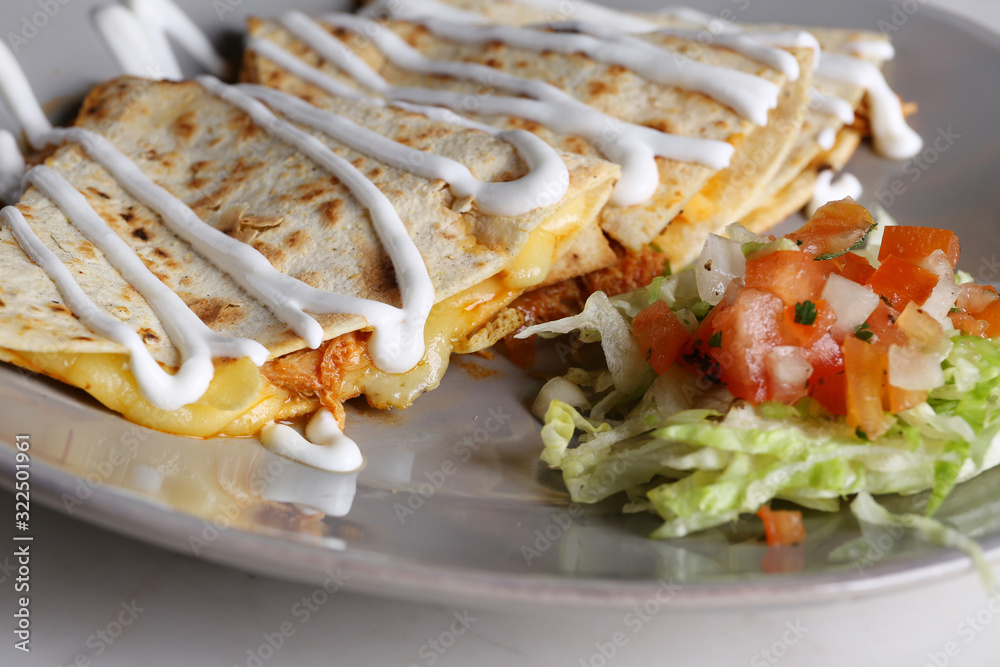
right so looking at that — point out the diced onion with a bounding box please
[821,274,880,337]
[888,344,945,391]
[896,302,944,346]
[917,250,961,322]
[766,346,814,387]
[532,377,590,419]
[696,234,746,306]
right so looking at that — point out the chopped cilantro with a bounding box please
[661,260,672,277]
[855,322,874,342]
[794,300,818,326]
[709,331,722,348]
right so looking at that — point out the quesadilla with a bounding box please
[0,74,618,437]
[330,0,918,354]
[240,5,815,269]
[351,0,915,264]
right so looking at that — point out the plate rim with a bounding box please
[1,0,999,611]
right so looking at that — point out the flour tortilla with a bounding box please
[0,76,618,370]
[373,0,893,255]
[242,14,797,252]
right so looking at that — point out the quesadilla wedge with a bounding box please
[0,73,619,437]
[240,6,812,265]
[366,0,917,263]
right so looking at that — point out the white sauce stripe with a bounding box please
[648,27,803,80]
[94,0,227,80]
[241,84,569,217]
[261,408,364,472]
[818,127,837,151]
[247,36,376,103]
[515,0,660,34]
[817,52,923,160]
[1,204,213,410]
[94,6,183,80]
[362,0,490,26]
[0,130,25,203]
[809,88,856,125]
[807,170,862,217]
[280,11,733,207]
[249,34,495,134]
[0,42,52,147]
[24,166,270,409]
[466,0,916,163]
[386,13,781,124]
[844,39,896,63]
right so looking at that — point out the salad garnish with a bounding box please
[521,198,1000,583]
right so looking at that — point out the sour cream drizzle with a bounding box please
[261,409,364,472]
[0,130,25,203]
[465,0,920,160]
[809,89,856,125]
[280,11,734,207]
[11,166,269,410]
[816,52,923,160]
[807,170,863,217]
[378,10,782,124]
[246,38,530,143]
[93,0,227,80]
[241,84,569,217]
[0,22,567,416]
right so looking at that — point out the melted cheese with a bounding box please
[0,184,604,437]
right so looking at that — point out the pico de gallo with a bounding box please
[520,199,1000,569]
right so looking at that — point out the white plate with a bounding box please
[1,0,999,610]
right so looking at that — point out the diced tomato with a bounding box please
[632,300,692,374]
[887,384,927,414]
[810,372,847,416]
[803,333,845,379]
[844,336,893,439]
[864,302,908,349]
[958,283,1000,316]
[978,299,1000,338]
[745,250,827,306]
[950,310,990,338]
[757,506,806,546]
[783,299,836,347]
[711,288,788,403]
[819,251,876,284]
[879,226,961,268]
[785,198,875,260]
[866,255,940,310]
[765,346,813,405]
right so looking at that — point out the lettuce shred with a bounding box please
[535,291,1000,580]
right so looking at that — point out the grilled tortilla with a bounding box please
[241,13,806,259]
[366,0,893,264]
[0,76,618,436]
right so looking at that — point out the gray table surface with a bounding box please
[3,1,1000,666]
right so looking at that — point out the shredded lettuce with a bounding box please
[535,277,1000,578]
[516,291,652,400]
